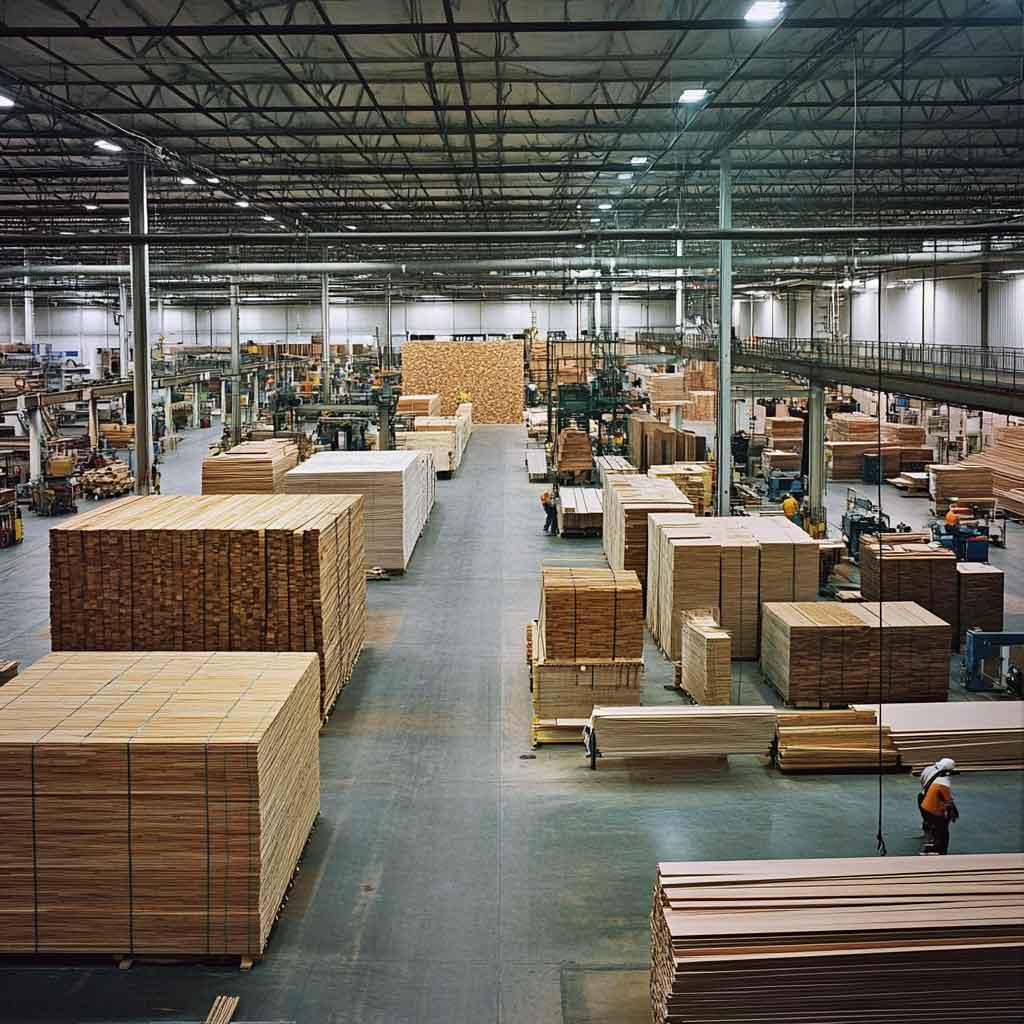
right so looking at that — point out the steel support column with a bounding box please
[117,278,129,375]
[229,280,241,444]
[129,158,152,495]
[384,275,393,369]
[674,239,683,331]
[593,276,602,336]
[715,152,733,516]
[23,274,34,350]
[807,380,826,524]
[321,272,332,398]
[191,382,200,428]
[163,387,173,442]
[28,407,43,480]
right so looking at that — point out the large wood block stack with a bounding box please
[201,440,299,495]
[627,414,706,472]
[400,340,523,422]
[827,411,879,440]
[765,416,803,452]
[396,393,441,417]
[0,650,321,957]
[395,404,472,474]
[686,390,716,421]
[285,450,434,572]
[928,463,994,510]
[99,423,135,448]
[648,462,713,516]
[555,427,593,473]
[956,562,1004,650]
[760,601,950,706]
[677,614,731,704]
[49,495,366,718]
[954,426,1024,510]
[556,487,602,535]
[882,422,927,446]
[761,448,800,474]
[594,454,635,488]
[647,373,688,405]
[827,441,900,479]
[651,854,1024,1024]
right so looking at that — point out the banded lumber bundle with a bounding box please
[396,393,441,417]
[0,650,321,957]
[882,422,927,446]
[49,494,366,718]
[956,562,1004,651]
[891,471,929,493]
[556,427,593,473]
[651,854,1024,1024]
[775,708,894,771]
[648,373,688,405]
[538,567,643,662]
[949,426,1024,507]
[285,450,434,571]
[761,448,800,474]
[627,413,660,471]
[401,340,522,422]
[683,359,717,392]
[765,416,803,452]
[828,412,879,441]
[525,448,549,481]
[201,440,299,495]
[594,454,635,488]
[678,614,731,704]
[648,463,713,516]
[99,423,134,448]
[928,463,994,508]
[556,486,602,534]
[78,460,134,499]
[827,441,900,479]
[760,601,950,706]
[854,701,1024,770]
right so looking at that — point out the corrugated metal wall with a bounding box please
[989,275,1024,349]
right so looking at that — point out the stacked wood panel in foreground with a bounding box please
[556,487,602,535]
[49,494,365,718]
[0,650,321,957]
[201,440,299,494]
[651,854,1024,1024]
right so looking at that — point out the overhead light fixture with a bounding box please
[234,199,250,207]
[590,217,601,223]
[94,139,122,152]
[83,203,98,210]
[745,1,785,21]
[88,228,100,234]
[179,177,197,185]
[598,202,612,210]
[0,93,14,108]
[840,278,852,288]
[575,243,585,249]
[616,172,633,181]
[576,203,582,209]
[679,88,709,103]
[120,216,130,222]
[344,224,358,231]
[301,211,309,217]
[262,215,275,222]
[205,176,220,184]
[630,156,649,165]
[489,270,498,275]
[59,231,73,236]
[1001,268,1024,275]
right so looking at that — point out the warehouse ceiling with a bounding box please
[1,0,1023,293]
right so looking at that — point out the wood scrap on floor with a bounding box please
[204,995,240,1024]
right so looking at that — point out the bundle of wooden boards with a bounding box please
[626,413,705,471]
[651,853,1024,1024]
[760,601,950,706]
[890,470,929,493]
[201,440,299,495]
[946,426,1024,509]
[396,393,441,417]
[956,562,1004,650]
[395,403,472,474]
[556,486,602,535]
[765,416,803,452]
[647,373,688,405]
[401,340,523,422]
[854,701,1024,770]
[882,421,927,445]
[686,390,716,421]
[648,463,713,516]
[285,450,434,572]
[49,494,366,718]
[556,427,593,473]
[775,708,898,771]
[928,463,994,510]
[676,614,731,704]
[827,441,900,479]
[761,448,800,474]
[998,487,1024,516]
[594,454,635,487]
[827,412,879,440]
[78,460,134,499]
[99,423,134,448]
[0,650,321,957]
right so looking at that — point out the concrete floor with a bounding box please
[1,424,1022,1024]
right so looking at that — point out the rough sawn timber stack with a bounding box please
[201,440,299,495]
[555,427,594,473]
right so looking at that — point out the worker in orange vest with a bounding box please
[944,507,961,533]
[918,757,958,854]
[540,490,558,536]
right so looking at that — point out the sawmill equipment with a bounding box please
[841,491,890,561]
[961,630,1024,695]
[0,491,23,547]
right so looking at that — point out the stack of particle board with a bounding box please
[760,601,950,706]
[650,853,1024,1024]
[594,454,635,488]
[677,614,731,704]
[648,463,713,515]
[828,412,879,440]
[555,427,593,473]
[827,441,900,479]
[556,487,602,535]
[775,708,898,771]
[201,440,299,494]
[882,422,927,446]
[0,650,321,957]
[928,463,994,510]
[396,393,441,417]
[765,416,803,452]
[761,448,800,474]
[648,373,688,406]
[855,701,1024,770]
[49,494,366,718]
[285,450,434,572]
[400,340,523,422]
[955,562,1004,650]
[99,423,134,448]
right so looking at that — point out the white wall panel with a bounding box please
[932,276,980,346]
[989,275,1024,349]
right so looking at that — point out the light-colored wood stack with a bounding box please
[948,426,1024,509]
[556,487,602,534]
[78,460,134,499]
[775,708,898,771]
[648,373,688,406]
[828,412,880,440]
[855,701,1024,770]
[687,390,717,421]
[648,463,713,516]
[677,614,731,704]
[956,562,1004,650]
[760,601,950,706]
[0,650,321,957]
[49,494,366,718]
[627,415,706,471]
[827,441,900,479]
[765,416,803,452]
[555,427,593,473]
[99,423,134,448]
[890,470,930,493]
[285,450,434,571]
[594,455,635,488]
[928,463,994,510]
[898,445,936,467]
[396,404,472,473]
[525,448,549,481]
[400,340,522,422]
[455,401,473,436]
[998,487,1024,516]
[201,440,299,495]
[761,448,800,474]
[651,853,1024,1024]
[882,422,927,446]
[396,393,441,417]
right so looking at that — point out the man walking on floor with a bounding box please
[918,757,958,854]
[540,490,558,536]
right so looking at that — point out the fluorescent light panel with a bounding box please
[745,1,785,20]
[679,88,708,103]
[94,139,122,152]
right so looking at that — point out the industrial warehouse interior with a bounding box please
[2,3,1024,1023]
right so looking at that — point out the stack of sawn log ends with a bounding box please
[555,427,593,473]
[201,439,299,494]
[285,450,434,571]
[651,853,1024,1024]
[0,650,321,957]
[49,494,366,719]
[760,601,950,706]
[775,708,898,771]
[676,614,731,704]
[396,393,441,417]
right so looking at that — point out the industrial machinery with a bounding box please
[0,488,23,547]
[961,630,1024,695]
[271,385,303,432]
[31,454,78,516]
[318,416,370,451]
[766,471,804,502]
[937,528,989,563]
[841,491,890,560]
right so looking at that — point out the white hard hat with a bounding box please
[936,757,955,773]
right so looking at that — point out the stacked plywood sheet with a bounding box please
[555,427,593,473]
[856,701,1024,770]
[556,487,602,535]
[761,448,800,474]
[677,614,731,704]
[898,445,936,468]
[285,450,434,571]
[775,708,898,771]
[648,463,713,516]
[395,405,471,473]
[928,463,994,510]
[49,494,366,718]
[594,454,635,488]
[827,441,900,480]
[765,416,803,452]
[396,393,441,417]
[648,373,688,406]
[882,422,927,446]
[828,412,879,440]
[955,426,1024,507]
[955,562,1004,650]
[760,601,950,706]
[651,853,1024,1024]
[0,650,321,957]
[400,340,522,422]
[201,440,299,495]
[998,487,1024,516]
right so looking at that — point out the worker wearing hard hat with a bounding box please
[782,493,800,523]
[918,757,959,855]
[540,490,558,536]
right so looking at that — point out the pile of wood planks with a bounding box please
[78,460,134,499]
[647,373,688,405]
[761,448,800,474]
[626,414,705,471]
[827,441,900,479]
[556,487,602,535]
[285,450,434,571]
[898,445,936,468]
[651,853,1024,1024]
[998,487,1024,517]
[775,708,898,771]
[201,440,299,494]
[0,660,18,684]
[677,614,731,704]
[956,562,1004,650]
[889,470,929,493]
[648,462,713,515]
[765,416,803,452]
[555,427,593,473]
[395,404,472,473]
[99,423,134,448]
[686,390,716,421]
[594,454,635,488]
[828,412,880,440]
[525,448,549,481]
[396,393,441,417]
[0,650,321,957]
[760,601,951,706]
[950,426,1024,508]
[49,494,366,718]
[881,421,927,446]
[400,340,523,422]
[928,463,994,510]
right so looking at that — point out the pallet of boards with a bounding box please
[647,373,688,405]
[400,340,522,422]
[99,423,134,448]
[928,463,994,509]
[952,425,1024,505]
[648,462,713,516]
[998,487,1024,517]
[395,430,459,473]
[555,427,593,473]
[78,460,134,499]
[760,448,800,474]
[537,566,644,662]
[0,650,321,957]
[760,601,950,706]
[396,393,441,417]
[650,853,1024,1024]
[201,439,299,495]
[765,416,803,452]
[826,441,900,479]
[881,421,927,446]
[853,701,1024,771]
[525,448,549,481]
[285,450,434,572]
[827,411,880,440]
[676,614,731,704]
[416,408,471,457]
[594,454,635,488]
[956,562,1004,651]
[49,494,366,719]
[775,708,898,771]
[556,487,602,535]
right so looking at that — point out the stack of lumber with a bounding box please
[648,463,713,516]
[882,422,927,446]
[538,567,643,662]
[524,407,548,437]
[828,412,879,440]
[855,701,1024,770]
[761,448,800,474]
[556,487,602,535]
[760,601,950,706]
[765,416,803,452]
[78,460,134,499]
[400,340,522,422]
[682,359,717,392]
[677,614,731,704]
[898,445,936,468]
[648,373,688,406]
[525,447,549,481]
[0,650,321,956]
[827,441,900,479]
[396,393,441,417]
[587,705,776,760]
[687,390,717,421]
[775,708,898,771]
[651,853,1024,1024]
[602,474,693,593]
[99,423,134,448]
[859,537,957,638]
[626,414,706,471]
[455,401,473,436]
[395,405,472,473]
[955,562,1004,650]
[952,426,1024,508]
[890,470,929,493]
[49,494,366,718]
[594,454,635,488]
[998,487,1024,516]
[928,463,994,510]
[555,427,593,473]
[285,450,434,571]
[201,440,299,495]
